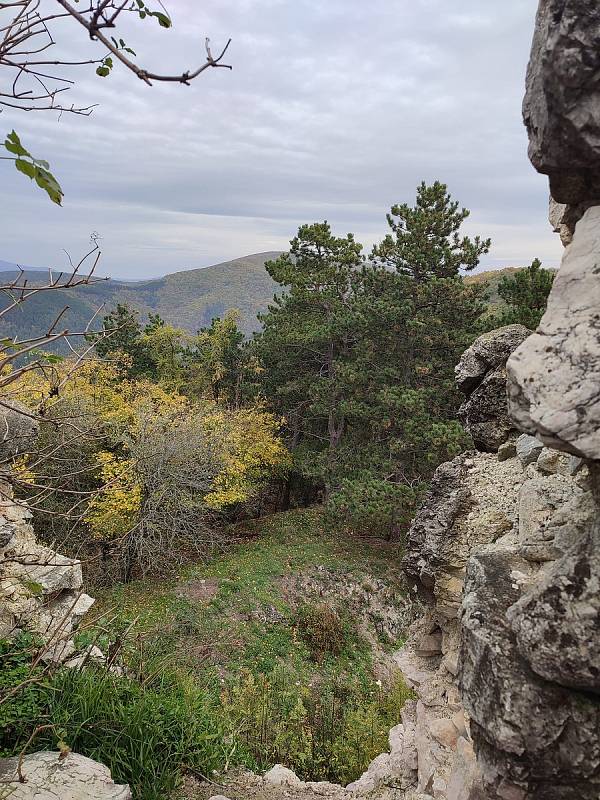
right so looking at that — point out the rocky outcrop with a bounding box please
[0,481,98,663]
[523,0,600,206]
[0,402,99,663]
[507,205,600,458]
[0,751,131,799]
[455,326,529,451]
[400,308,600,799]
[0,406,129,798]
[478,6,600,793]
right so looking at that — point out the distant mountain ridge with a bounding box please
[1,256,531,347]
[1,252,282,342]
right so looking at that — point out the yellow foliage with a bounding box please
[13,356,187,432]
[10,356,291,531]
[203,407,291,510]
[86,452,142,541]
[11,455,35,485]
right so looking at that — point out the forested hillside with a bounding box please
[0,252,280,340]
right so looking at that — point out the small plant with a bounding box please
[294,601,361,662]
[0,633,49,756]
[219,664,415,783]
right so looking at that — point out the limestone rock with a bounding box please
[536,447,570,475]
[456,326,530,452]
[455,326,531,394]
[508,531,600,694]
[263,764,301,786]
[515,435,543,467]
[460,546,600,799]
[549,197,581,246]
[507,205,600,459]
[459,366,514,452]
[403,455,472,603]
[415,630,443,658]
[403,451,521,616]
[428,718,459,750]
[0,486,96,661]
[523,0,600,206]
[0,751,131,799]
[445,737,477,800]
[497,440,516,462]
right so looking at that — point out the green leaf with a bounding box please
[14,159,36,178]
[151,11,172,27]
[34,166,64,206]
[96,65,111,77]
[4,130,29,158]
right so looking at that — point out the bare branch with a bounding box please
[0,1,232,114]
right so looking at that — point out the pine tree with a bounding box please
[88,303,156,378]
[490,258,555,329]
[255,185,490,536]
[254,222,364,493]
[371,180,491,282]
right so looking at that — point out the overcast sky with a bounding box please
[1,0,560,280]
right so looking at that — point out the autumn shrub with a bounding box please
[10,358,290,582]
[294,601,360,662]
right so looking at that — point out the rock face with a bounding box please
[455,326,530,451]
[0,480,97,663]
[401,309,600,798]
[523,0,600,206]
[508,205,600,459]
[0,751,131,799]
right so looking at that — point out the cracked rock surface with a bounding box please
[507,205,600,459]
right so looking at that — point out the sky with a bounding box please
[1,0,561,280]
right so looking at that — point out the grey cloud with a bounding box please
[1,0,561,278]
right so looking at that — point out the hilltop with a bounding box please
[0,252,281,341]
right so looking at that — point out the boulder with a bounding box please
[497,440,517,462]
[523,0,600,206]
[459,366,514,452]
[263,764,301,786]
[0,751,131,799]
[456,326,530,452]
[515,435,544,467]
[455,326,530,395]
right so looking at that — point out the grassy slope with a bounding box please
[89,509,414,790]
[97,508,406,677]
[464,266,521,306]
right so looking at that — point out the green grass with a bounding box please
[97,508,405,677]
[3,510,413,799]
